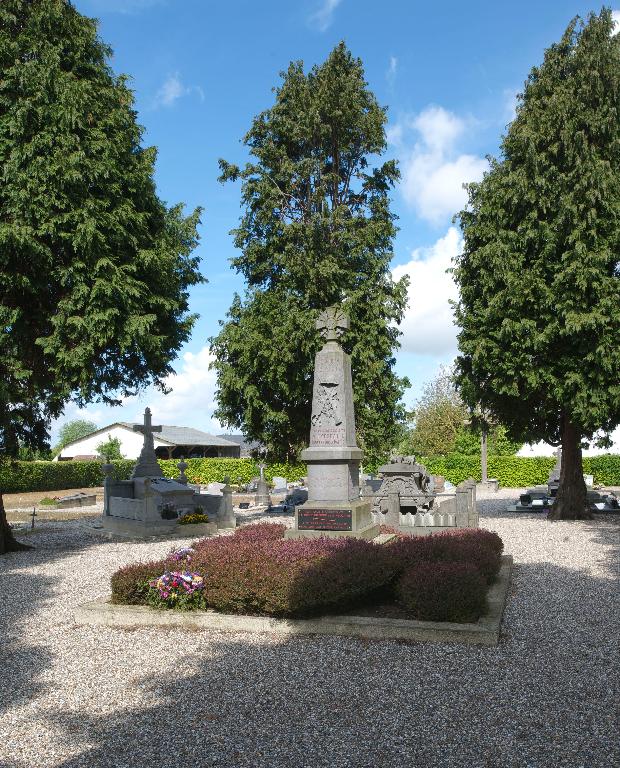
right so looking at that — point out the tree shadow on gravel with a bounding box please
[0,527,106,721]
[38,558,620,768]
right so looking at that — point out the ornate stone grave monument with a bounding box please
[102,408,235,538]
[362,456,478,535]
[285,306,378,539]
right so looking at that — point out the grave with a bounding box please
[56,492,97,509]
[254,461,271,506]
[362,459,478,535]
[102,408,236,538]
[271,476,288,493]
[285,306,378,539]
[509,487,620,514]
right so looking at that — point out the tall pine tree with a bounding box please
[454,10,620,519]
[0,0,203,552]
[211,43,409,464]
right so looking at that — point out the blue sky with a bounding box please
[56,0,620,440]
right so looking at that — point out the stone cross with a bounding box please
[131,407,164,478]
[316,306,349,342]
[133,407,161,444]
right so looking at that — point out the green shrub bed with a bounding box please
[110,524,504,623]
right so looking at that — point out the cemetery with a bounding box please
[1,4,619,768]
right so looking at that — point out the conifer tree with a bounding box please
[211,43,408,463]
[0,0,203,552]
[454,10,620,519]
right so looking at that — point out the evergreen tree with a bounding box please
[454,10,620,519]
[0,0,203,552]
[211,43,409,464]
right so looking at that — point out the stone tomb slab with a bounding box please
[56,492,97,509]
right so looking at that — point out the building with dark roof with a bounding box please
[55,422,241,461]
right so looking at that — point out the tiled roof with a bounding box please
[119,424,239,447]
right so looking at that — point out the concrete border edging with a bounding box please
[75,556,513,647]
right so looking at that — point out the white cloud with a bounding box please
[389,106,487,224]
[50,346,223,444]
[612,10,620,35]
[125,346,222,431]
[309,0,343,31]
[154,73,205,109]
[392,227,462,356]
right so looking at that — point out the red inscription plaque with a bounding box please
[297,508,353,531]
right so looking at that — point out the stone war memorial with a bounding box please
[286,306,379,539]
[102,407,236,538]
[285,305,478,539]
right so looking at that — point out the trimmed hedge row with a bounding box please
[0,458,307,494]
[4,453,620,493]
[0,459,134,493]
[422,454,620,488]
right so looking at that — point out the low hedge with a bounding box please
[387,528,503,584]
[0,459,134,493]
[0,458,306,494]
[397,562,488,623]
[5,453,620,493]
[422,454,620,488]
[110,523,504,622]
[188,533,395,617]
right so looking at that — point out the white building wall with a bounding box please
[517,425,620,457]
[56,425,170,460]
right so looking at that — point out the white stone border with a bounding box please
[75,556,512,646]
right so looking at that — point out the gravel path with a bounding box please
[1,489,618,768]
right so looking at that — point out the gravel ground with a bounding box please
[1,488,618,768]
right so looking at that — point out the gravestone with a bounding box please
[271,476,287,492]
[363,455,435,527]
[285,306,378,539]
[254,462,271,506]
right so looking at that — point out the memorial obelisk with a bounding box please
[285,306,379,539]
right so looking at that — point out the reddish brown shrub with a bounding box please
[231,523,287,543]
[110,560,167,604]
[387,529,503,583]
[397,562,488,622]
[190,535,395,617]
[440,528,504,556]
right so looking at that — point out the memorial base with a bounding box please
[284,499,379,540]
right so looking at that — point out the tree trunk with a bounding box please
[548,419,590,520]
[0,491,31,554]
[481,428,488,483]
